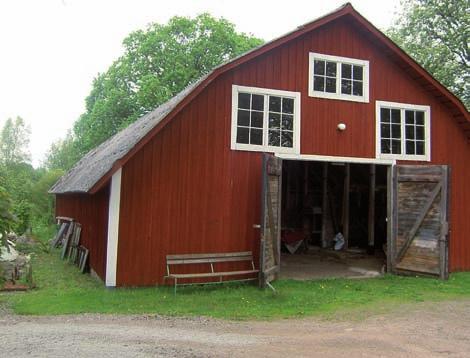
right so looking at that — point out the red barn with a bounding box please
[50,4,470,287]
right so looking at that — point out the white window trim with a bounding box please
[231,85,301,154]
[375,100,431,162]
[308,52,369,103]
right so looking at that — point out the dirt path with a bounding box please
[1,300,470,357]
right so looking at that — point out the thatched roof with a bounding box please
[49,79,203,194]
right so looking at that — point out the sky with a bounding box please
[0,0,402,167]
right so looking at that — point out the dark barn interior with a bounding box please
[280,160,388,279]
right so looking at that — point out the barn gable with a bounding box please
[50,3,469,196]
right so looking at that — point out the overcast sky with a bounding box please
[0,0,402,167]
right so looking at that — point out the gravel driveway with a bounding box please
[1,300,470,357]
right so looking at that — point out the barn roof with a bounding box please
[49,78,205,194]
[50,2,470,195]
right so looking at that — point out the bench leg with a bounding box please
[174,278,177,295]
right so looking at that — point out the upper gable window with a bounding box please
[231,85,301,154]
[376,101,431,161]
[308,52,369,103]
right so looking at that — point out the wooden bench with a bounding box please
[164,251,259,293]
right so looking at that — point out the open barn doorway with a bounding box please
[279,160,389,280]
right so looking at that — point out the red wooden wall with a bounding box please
[55,184,110,281]
[113,17,470,286]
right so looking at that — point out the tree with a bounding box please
[0,117,34,233]
[0,185,17,248]
[0,161,35,234]
[388,0,469,109]
[30,168,64,227]
[0,116,63,238]
[57,13,263,162]
[44,133,80,171]
[0,116,31,164]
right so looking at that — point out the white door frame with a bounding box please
[276,153,396,272]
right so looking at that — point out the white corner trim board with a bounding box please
[105,168,122,287]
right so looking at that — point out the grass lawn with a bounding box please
[2,249,470,319]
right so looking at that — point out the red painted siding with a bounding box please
[111,17,470,285]
[55,185,110,280]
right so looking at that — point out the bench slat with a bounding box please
[167,256,253,265]
[166,251,252,260]
[166,269,259,279]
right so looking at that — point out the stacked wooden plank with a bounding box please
[52,217,89,273]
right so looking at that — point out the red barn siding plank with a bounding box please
[151,132,164,276]
[263,52,274,89]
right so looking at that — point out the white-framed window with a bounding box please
[308,52,369,103]
[376,101,431,161]
[231,85,301,154]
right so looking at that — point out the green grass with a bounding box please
[2,249,470,319]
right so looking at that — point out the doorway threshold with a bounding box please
[279,248,384,280]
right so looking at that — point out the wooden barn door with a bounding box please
[392,165,449,279]
[259,154,282,289]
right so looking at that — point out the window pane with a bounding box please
[236,127,249,144]
[326,61,337,77]
[269,96,281,112]
[269,112,280,129]
[391,109,401,124]
[381,123,390,138]
[416,111,424,125]
[352,81,363,96]
[381,108,391,123]
[341,79,352,95]
[251,111,263,128]
[353,65,363,80]
[392,124,401,138]
[325,77,336,93]
[314,60,325,75]
[415,126,424,140]
[281,131,293,148]
[406,140,415,155]
[313,76,325,91]
[250,128,263,145]
[251,94,264,111]
[238,93,250,109]
[392,139,401,154]
[235,89,298,150]
[282,114,293,130]
[379,106,427,157]
[268,130,280,146]
[237,109,250,126]
[405,125,415,139]
[282,98,294,114]
[342,64,352,79]
[405,110,415,125]
[416,141,425,155]
[381,139,391,153]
